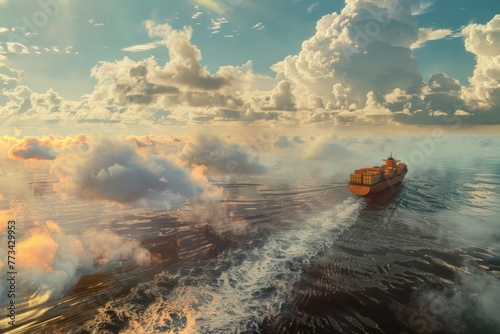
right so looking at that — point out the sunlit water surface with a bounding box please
[0,153,499,334]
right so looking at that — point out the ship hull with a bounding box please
[348,172,406,196]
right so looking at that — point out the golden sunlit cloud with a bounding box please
[1,135,88,161]
[17,231,59,273]
[4,220,159,302]
[8,137,58,161]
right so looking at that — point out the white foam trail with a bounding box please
[113,197,362,333]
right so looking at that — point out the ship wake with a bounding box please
[81,197,362,333]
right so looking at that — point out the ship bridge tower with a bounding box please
[383,152,400,168]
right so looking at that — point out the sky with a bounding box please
[0,0,499,133]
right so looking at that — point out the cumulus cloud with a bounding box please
[0,83,80,120]
[1,21,269,124]
[422,73,464,111]
[1,2,499,126]
[269,2,498,124]
[0,220,158,305]
[89,56,179,107]
[385,74,466,124]
[271,0,423,114]
[261,80,296,111]
[90,20,236,104]
[461,15,500,117]
[0,63,23,91]
[8,137,58,160]
[53,137,204,204]
[361,91,394,116]
[11,1,431,125]
[85,21,268,122]
[3,134,87,160]
[145,20,230,90]
[178,133,266,174]
[463,15,500,58]
[392,15,500,124]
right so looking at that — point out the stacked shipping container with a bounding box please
[350,173,363,184]
[350,168,382,185]
[362,172,381,185]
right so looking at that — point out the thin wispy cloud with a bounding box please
[122,41,163,52]
[414,1,434,15]
[252,22,265,31]
[0,42,77,55]
[209,17,228,34]
[411,28,457,49]
[192,11,203,19]
[307,2,319,13]
[88,19,105,27]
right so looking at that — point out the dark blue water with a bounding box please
[2,153,499,334]
[264,156,500,334]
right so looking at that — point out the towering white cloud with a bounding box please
[88,20,259,121]
[272,0,423,113]
[0,2,499,125]
[461,15,500,118]
[261,80,296,111]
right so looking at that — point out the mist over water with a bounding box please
[0,138,499,334]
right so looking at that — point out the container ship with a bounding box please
[348,154,408,196]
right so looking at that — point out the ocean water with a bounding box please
[1,144,499,333]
